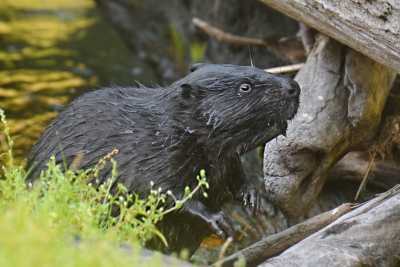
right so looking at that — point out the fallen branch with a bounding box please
[212,203,353,267]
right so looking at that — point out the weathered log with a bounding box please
[259,186,400,267]
[212,203,353,267]
[263,35,396,218]
[259,0,400,72]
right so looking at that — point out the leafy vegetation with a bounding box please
[0,109,208,267]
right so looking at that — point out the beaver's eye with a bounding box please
[239,83,252,93]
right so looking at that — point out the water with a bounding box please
[0,0,139,162]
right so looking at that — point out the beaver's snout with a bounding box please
[279,77,301,99]
[277,77,300,121]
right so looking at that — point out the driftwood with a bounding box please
[259,186,400,267]
[211,186,400,267]
[259,0,400,72]
[212,203,353,267]
[263,35,396,219]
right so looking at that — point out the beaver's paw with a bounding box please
[205,211,235,240]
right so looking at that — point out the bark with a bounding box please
[263,35,396,219]
[259,0,400,72]
[259,187,400,267]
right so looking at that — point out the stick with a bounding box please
[192,17,306,62]
[264,63,304,74]
[192,17,268,47]
[354,150,376,201]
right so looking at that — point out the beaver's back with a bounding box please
[27,86,170,193]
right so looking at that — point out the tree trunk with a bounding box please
[263,35,396,219]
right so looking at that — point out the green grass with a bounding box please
[0,109,208,267]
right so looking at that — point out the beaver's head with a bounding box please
[174,63,300,154]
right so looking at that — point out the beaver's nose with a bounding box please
[281,79,300,98]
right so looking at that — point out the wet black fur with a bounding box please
[27,64,300,254]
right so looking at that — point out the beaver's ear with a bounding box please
[180,83,206,100]
[189,63,208,72]
[180,83,192,99]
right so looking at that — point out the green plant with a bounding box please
[0,108,209,266]
[190,42,206,62]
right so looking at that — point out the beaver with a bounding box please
[27,63,300,254]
